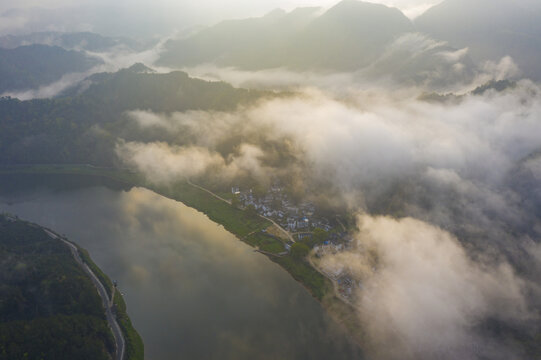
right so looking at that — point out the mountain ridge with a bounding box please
[158,0,414,71]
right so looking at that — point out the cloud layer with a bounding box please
[320,215,531,359]
[115,71,541,358]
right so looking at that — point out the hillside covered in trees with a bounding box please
[0,214,114,359]
[0,64,269,166]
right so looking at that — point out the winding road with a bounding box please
[44,229,126,360]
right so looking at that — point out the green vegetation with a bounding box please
[290,242,310,259]
[0,213,144,360]
[76,246,114,298]
[298,228,327,248]
[0,215,114,359]
[271,255,332,300]
[113,292,144,360]
[0,67,269,167]
[158,181,271,237]
[0,315,115,360]
[244,232,285,254]
[217,191,234,202]
[72,235,144,360]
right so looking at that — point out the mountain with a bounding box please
[356,33,477,89]
[0,65,271,166]
[157,7,321,70]
[158,0,414,71]
[0,31,154,52]
[0,44,102,94]
[288,0,414,70]
[416,0,541,80]
[66,64,264,113]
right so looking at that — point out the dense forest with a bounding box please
[0,65,268,166]
[0,215,114,360]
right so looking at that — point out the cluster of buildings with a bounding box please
[234,184,331,236]
[232,183,360,303]
[233,183,353,249]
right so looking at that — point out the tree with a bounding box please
[231,194,240,209]
[291,242,310,260]
[312,228,327,244]
[245,204,257,216]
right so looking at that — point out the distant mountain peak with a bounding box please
[289,6,321,14]
[319,0,412,26]
[416,0,541,80]
[126,63,155,73]
[263,8,287,19]
[157,0,414,71]
[331,0,397,11]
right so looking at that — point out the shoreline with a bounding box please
[1,214,144,360]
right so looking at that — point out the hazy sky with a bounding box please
[0,0,444,37]
[1,0,442,20]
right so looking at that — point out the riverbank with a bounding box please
[0,213,143,360]
[76,242,144,360]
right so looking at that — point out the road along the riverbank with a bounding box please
[44,229,126,360]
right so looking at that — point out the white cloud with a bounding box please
[116,140,271,185]
[319,215,530,360]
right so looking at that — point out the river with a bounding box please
[0,173,362,360]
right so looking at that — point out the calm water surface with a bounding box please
[0,174,362,360]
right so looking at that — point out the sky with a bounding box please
[0,0,442,22]
[0,0,444,38]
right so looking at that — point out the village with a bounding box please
[232,183,359,303]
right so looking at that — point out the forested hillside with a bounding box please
[0,65,269,166]
[0,215,114,359]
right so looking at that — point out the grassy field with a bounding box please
[156,180,271,237]
[244,232,285,254]
[271,255,332,300]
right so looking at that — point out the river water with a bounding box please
[0,174,362,360]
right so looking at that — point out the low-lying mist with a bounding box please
[115,55,541,358]
[0,38,169,100]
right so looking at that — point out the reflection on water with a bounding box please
[0,175,362,360]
